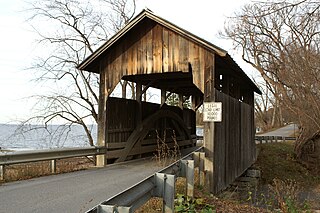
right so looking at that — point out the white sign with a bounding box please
[203,102,222,122]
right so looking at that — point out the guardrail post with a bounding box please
[181,160,194,198]
[283,136,286,143]
[193,152,205,186]
[155,173,175,213]
[275,136,278,143]
[0,165,4,181]
[50,160,56,174]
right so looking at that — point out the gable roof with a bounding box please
[77,9,261,95]
[77,9,228,71]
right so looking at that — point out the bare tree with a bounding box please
[222,0,320,168]
[22,0,136,147]
[253,77,277,131]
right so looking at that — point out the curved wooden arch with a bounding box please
[115,109,191,162]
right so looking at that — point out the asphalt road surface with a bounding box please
[257,123,297,137]
[0,158,164,213]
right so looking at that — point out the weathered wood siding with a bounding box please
[213,89,256,193]
[99,19,213,96]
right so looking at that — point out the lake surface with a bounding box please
[0,124,97,151]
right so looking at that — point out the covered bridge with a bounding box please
[78,9,261,194]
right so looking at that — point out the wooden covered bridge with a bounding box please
[78,9,261,194]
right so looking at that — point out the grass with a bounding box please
[255,141,320,187]
[253,141,320,211]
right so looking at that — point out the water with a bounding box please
[0,124,203,151]
[0,124,97,151]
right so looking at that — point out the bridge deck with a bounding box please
[0,147,198,213]
[0,159,163,213]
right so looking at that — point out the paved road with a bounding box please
[257,124,297,137]
[0,159,164,213]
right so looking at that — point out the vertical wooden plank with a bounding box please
[199,47,206,93]
[122,39,128,77]
[152,24,162,73]
[162,28,169,72]
[140,30,146,74]
[179,35,189,72]
[251,105,256,161]
[192,44,202,92]
[136,34,142,74]
[167,30,174,71]
[240,103,245,172]
[115,44,122,83]
[188,42,194,66]
[221,91,227,191]
[132,40,137,74]
[173,33,180,71]
[214,89,224,192]
[136,83,142,126]
[236,100,240,178]
[146,27,153,74]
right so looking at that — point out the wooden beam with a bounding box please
[138,80,156,100]
[161,89,166,105]
[192,95,203,111]
[178,94,183,109]
[203,53,215,192]
[97,67,107,167]
[192,96,196,111]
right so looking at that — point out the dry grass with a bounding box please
[136,177,186,213]
[255,141,320,187]
[254,141,320,210]
[1,157,94,183]
[153,130,181,167]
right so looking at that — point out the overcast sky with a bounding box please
[0,0,254,123]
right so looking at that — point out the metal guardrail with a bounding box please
[255,136,296,144]
[0,146,107,180]
[0,146,106,165]
[87,147,206,213]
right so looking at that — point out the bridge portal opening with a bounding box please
[105,71,203,164]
